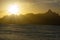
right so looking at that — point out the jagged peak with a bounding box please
[47,9,53,13]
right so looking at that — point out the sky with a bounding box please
[0,0,60,17]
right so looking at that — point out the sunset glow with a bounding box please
[7,4,20,15]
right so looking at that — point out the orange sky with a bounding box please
[0,0,60,18]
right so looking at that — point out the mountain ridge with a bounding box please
[0,9,60,25]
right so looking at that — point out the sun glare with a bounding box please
[7,4,19,15]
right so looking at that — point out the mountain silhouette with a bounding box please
[0,9,60,25]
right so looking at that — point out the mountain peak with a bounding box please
[47,9,53,13]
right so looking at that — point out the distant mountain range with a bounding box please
[0,9,60,25]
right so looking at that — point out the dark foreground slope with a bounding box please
[0,25,60,40]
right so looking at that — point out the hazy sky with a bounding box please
[0,0,60,17]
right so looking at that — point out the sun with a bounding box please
[7,4,19,15]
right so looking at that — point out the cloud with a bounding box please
[18,0,60,3]
[0,0,60,3]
